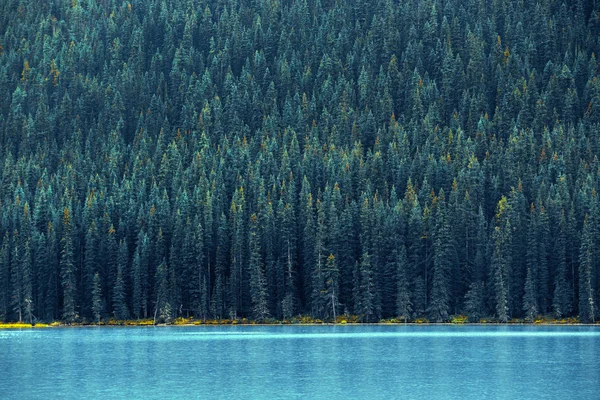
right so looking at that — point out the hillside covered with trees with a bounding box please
[1,0,600,324]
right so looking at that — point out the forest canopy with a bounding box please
[0,0,599,324]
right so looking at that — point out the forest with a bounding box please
[0,0,599,325]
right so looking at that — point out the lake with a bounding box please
[1,325,598,399]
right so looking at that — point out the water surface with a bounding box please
[1,325,598,399]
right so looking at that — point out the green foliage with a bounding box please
[579,216,596,323]
[464,281,486,323]
[395,246,412,323]
[154,259,172,324]
[60,206,77,324]
[492,197,511,323]
[92,273,103,323]
[427,190,453,322]
[113,240,129,320]
[0,0,598,324]
[249,214,269,322]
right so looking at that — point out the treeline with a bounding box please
[0,0,599,324]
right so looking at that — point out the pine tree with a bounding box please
[537,204,550,314]
[83,220,99,320]
[104,224,118,314]
[323,254,339,321]
[22,240,33,324]
[311,199,326,318]
[428,190,453,322]
[229,187,246,319]
[10,234,23,322]
[154,259,171,324]
[131,239,143,319]
[113,240,129,320]
[0,235,9,321]
[193,219,207,320]
[395,246,412,322]
[280,176,298,318]
[249,214,269,322]
[464,281,486,322]
[60,206,77,323]
[523,266,538,321]
[523,206,539,321]
[92,272,103,323]
[302,189,316,315]
[44,223,59,321]
[552,211,572,318]
[412,276,427,318]
[212,213,228,320]
[359,250,377,322]
[491,197,511,323]
[578,215,595,323]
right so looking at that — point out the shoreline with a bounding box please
[1,318,597,329]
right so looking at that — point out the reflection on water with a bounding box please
[0,326,598,400]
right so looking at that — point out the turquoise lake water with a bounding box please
[1,325,599,399]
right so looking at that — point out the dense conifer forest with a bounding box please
[0,0,599,324]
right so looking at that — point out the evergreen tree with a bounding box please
[395,246,412,322]
[0,235,9,321]
[464,281,486,322]
[60,206,77,323]
[132,233,149,320]
[311,199,327,318]
[552,211,572,318]
[578,215,596,323]
[193,219,207,320]
[10,234,23,322]
[491,197,511,323]
[22,240,33,324]
[154,259,171,324]
[523,266,538,321]
[0,0,596,324]
[428,190,453,322]
[83,220,99,319]
[323,254,339,321]
[113,240,129,320]
[92,272,103,323]
[523,206,539,321]
[249,214,269,322]
[359,250,377,322]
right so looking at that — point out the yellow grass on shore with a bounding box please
[0,315,594,328]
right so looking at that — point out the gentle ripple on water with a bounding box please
[0,325,598,400]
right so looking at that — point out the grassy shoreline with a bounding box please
[1,316,597,328]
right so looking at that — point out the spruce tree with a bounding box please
[249,214,269,322]
[323,254,339,321]
[92,272,103,323]
[0,235,9,321]
[523,206,539,321]
[491,197,511,323]
[83,221,98,320]
[578,215,595,323]
[22,240,33,324]
[154,259,171,324]
[359,250,376,322]
[311,199,326,318]
[552,211,572,318]
[428,190,453,322]
[10,235,23,322]
[464,281,486,322]
[113,240,129,320]
[523,266,538,321]
[395,246,412,322]
[60,206,77,323]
